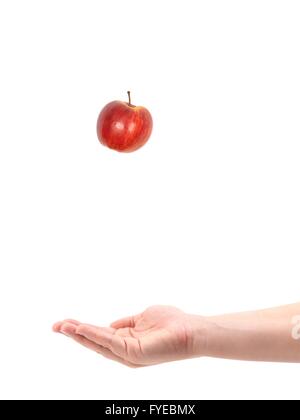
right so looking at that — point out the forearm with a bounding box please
[196,303,300,363]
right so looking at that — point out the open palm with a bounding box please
[53,306,205,367]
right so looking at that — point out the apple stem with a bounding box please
[127,91,131,106]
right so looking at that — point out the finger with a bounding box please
[65,332,142,368]
[58,324,105,352]
[110,314,140,328]
[75,324,146,366]
[97,346,142,368]
[70,333,105,353]
[52,319,80,332]
[76,324,115,349]
[60,322,78,336]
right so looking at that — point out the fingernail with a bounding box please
[52,323,61,332]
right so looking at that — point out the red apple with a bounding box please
[97,92,153,153]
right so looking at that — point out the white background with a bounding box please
[0,0,299,400]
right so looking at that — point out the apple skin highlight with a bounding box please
[97,95,153,153]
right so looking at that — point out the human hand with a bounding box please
[53,306,209,367]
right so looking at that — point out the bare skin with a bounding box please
[53,303,300,367]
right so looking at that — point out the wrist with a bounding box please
[187,314,229,359]
[187,314,215,358]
